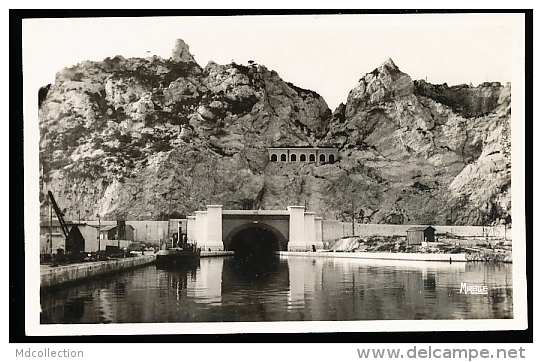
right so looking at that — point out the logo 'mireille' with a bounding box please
[460,282,488,295]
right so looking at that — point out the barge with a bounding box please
[155,243,201,268]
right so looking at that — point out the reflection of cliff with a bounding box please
[283,257,512,321]
[61,296,86,323]
[219,257,290,322]
[452,262,514,319]
[40,284,96,324]
[40,258,513,323]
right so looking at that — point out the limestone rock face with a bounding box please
[345,58,415,118]
[39,39,331,221]
[38,40,511,228]
[170,39,197,63]
[320,59,511,225]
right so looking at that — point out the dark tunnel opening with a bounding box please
[226,226,285,276]
[227,226,284,262]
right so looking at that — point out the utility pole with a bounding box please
[167,195,172,249]
[117,219,120,250]
[97,214,101,252]
[166,195,178,249]
[351,195,355,236]
[49,202,53,258]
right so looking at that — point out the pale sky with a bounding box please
[22,14,523,110]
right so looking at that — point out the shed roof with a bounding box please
[40,220,92,228]
[406,226,436,232]
[100,224,134,231]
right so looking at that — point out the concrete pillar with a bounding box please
[288,206,307,251]
[205,205,224,251]
[314,217,324,250]
[194,211,207,247]
[186,216,196,242]
[304,212,316,249]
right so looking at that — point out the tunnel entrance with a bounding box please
[226,225,286,262]
[225,225,286,276]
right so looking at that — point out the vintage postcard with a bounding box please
[23,13,528,336]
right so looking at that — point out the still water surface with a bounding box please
[40,255,513,324]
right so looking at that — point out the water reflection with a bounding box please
[219,256,290,322]
[40,256,513,324]
[62,296,87,323]
[189,258,223,305]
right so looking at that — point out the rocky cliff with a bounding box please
[38,40,511,226]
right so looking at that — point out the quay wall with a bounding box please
[201,251,234,257]
[322,221,511,242]
[41,255,156,289]
[280,251,467,262]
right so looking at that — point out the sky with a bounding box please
[22,13,523,110]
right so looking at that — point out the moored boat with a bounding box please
[155,243,201,268]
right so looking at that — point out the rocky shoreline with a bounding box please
[328,235,512,263]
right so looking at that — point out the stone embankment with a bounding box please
[326,235,512,263]
[40,251,236,289]
[40,254,156,289]
[280,251,467,262]
[200,251,234,257]
[464,250,512,263]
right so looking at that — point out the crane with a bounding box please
[47,191,69,239]
[47,191,85,257]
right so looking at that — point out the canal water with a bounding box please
[40,255,513,324]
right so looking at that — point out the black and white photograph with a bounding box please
[21,12,528,338]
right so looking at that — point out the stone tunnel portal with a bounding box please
[224,224,288,260]
[187,206,324,252]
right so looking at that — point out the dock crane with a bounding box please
[48,191,69,240]
[47,191,85,257]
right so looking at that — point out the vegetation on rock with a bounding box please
[39,40,511,227]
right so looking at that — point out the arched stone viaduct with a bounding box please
[186,205,324,252]
[267,147,338,164]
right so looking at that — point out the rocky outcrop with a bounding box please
[320,58,511,225]
[170,39,197,63]
[414,79,508,118]
[38,40,511,227]
[39,39,331,221]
